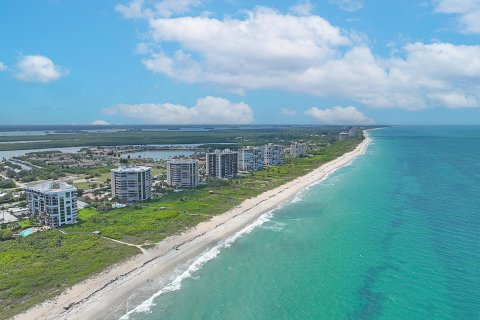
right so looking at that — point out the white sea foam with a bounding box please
[120,210,274,319]
[261,221,287,232]
[291,195,303,203]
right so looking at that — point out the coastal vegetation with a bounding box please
[0,192,17,204]
[0,178,16,189]
[4,164,112,183]
[0,232,138,319]
[0,137,361,319]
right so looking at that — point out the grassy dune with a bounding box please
[0,232,138,319]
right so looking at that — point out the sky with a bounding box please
[1,0,480,125]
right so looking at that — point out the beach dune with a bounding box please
[15,134,371,320]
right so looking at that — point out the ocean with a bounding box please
[122,126,480,320]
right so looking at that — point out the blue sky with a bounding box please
[1,0,480,125]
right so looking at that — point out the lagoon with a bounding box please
[120,150,197,160]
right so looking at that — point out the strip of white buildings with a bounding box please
[206,149,238,179]
[26,181,78,227]
[166,159,199,189]
[106,142,309,202]
[111,166,152,203]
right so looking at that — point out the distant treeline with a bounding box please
[0,127,370,151]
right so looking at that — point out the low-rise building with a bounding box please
[290,142,307,158]
[206,149,238,179]
[339,132,351,141]
[263,143,284,166]
[238,147,264,171]
[111,166,152,203]
[26,181,78,227]
[166,159,199,188]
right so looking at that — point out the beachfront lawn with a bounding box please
[18,219,39,229]
[77,208,99,222]
[152,167,164,176]
[73,181,91,190]
[96,172,111,183]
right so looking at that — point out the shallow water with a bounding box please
[123,127,480,320]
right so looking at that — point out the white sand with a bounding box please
[15,134,371,320]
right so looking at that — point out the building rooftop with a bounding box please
[208,149,237,154]
[27,181,76,193]
[167,159,198,164]
[111,166,152,173]
[264,143,283,147]
[240,146,262,150]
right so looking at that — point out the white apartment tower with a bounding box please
[206,149,238,179]
[263,143,284,166]
[167,159,199,189]
[111,166,152,203]
[238,147,264,171]
[26,181,78,227]
[290,142,307,158]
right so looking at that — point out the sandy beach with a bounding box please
[15,134,371,320]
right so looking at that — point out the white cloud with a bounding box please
[91,120,110,125]
[305,106,374,125]
[434,0,480,33]
[281,108,298,116]
[143,7,350,84]
[289,1,314,16]
[154,0,202,18]
[329,0,364,12]
[116,0,147,19]
[134,42,153,55]
[116,0,201,19]
[0,62,6,71]
[131,7,480,110]
[15,55,66,83]
[104,96,254,124]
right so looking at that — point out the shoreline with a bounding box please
[15,133,372,320]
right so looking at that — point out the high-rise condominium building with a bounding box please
[290,142,307,158]
[238,147,264,171]
[166,159,199,188]
[26,181,78,227]
[111,166,152,203]
[206,149,238,179]
[263,143,284,166]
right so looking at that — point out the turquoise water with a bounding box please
[123,127,480,320]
